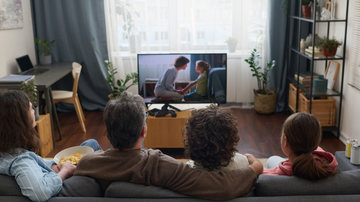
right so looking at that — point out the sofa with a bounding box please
[1,151,360,202]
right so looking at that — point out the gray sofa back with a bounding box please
[256,169,360,196]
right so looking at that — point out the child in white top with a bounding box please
[184,105,249,172]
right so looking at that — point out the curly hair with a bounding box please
[184,104,239,171]
[0,90,41,156]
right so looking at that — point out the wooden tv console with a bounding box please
[144,110,192,148]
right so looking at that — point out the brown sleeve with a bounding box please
[149,153,257,201]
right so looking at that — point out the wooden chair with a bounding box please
[43,62,86,132]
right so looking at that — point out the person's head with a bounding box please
[196,61,211,75]
[281,113,337,180]
[184,104,239,171]
[0,90,41,155]
[174,56,190,70]
[103,91,147,150]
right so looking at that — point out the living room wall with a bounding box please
[0,1,36,79]
[337,1,360,143]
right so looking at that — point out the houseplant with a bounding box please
[20,78,39,120]
[225,37,238,53]
[105,60,138,99]
[34,38,55,65]
[318,37,342,57]
[245,49,277,114]
[116,1,141,53]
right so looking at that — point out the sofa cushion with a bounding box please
[335,151,360,171]
[255,169,360,196]
[105,181,190,198]
[57,176,102,197]
[0,174,23,196]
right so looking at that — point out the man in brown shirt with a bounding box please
[74,92,263,201]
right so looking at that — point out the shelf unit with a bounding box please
[285,0,349,138]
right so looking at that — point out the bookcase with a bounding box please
[285,0,349,138]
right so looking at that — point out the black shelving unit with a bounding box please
[285,0,349,138]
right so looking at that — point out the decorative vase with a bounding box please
[129,35,142,53]
[39,55,52,65]
[313,75,328,93]
[300,39,306,53]
[322,45,338,57]
[253,88,279,114]
[228,43,237,53]
[302,5,311,18]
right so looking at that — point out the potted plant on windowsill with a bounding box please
[35,38,55,65]
[105,60,138,99]
[116,1,141,53]
[225,37,238,53]
[21,78,39,120]
[245,49,278,114]
[318,37,342,57]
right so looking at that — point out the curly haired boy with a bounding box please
[184,104,249,172]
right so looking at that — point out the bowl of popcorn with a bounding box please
[54,146,94,165]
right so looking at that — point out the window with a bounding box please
[110,0,268,51]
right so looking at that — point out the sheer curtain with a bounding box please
[104,0,269,101]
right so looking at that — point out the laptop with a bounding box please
[16,55,49,75]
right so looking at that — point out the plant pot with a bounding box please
[129,35,142,53]
[253,88,279,114]
[39,55,52,65]
[227,43,237,53]
[322,45,338,57]
[302,5,311,18]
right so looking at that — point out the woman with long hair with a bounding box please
[0,90,101,202]
[263,113,338,180]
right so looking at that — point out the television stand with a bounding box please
[144,110,192,148]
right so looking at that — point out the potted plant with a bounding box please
[105,60,138,99]
[116,1,141,53]
[245,49,278,114]
[225,37,238,53]
[302,0,313,18]
[35,38,55,65]
[318,37,342,57]
[20,78,39,120]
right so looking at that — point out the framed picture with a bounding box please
[325,60,340,90]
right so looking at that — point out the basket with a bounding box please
[288,83,304,112]
[288,83,336,127]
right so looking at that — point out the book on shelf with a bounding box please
[0,74,35,84]
[294,72,319,79]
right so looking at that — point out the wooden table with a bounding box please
[144,110,192,148]
[35,114,53,157]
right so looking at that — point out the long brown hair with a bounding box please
[0,91,41,155]
[183,104,239,171]
[284,113,337,180]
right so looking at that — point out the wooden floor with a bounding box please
[46,108,345,159]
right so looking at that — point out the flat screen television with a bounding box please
[137,53,227,105]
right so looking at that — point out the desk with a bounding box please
[0,62,72,148]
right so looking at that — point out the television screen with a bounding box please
[137,53,227,104]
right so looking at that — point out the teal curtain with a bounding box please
[32,0,110,111]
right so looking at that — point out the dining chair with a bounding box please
[43,62,86,132]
